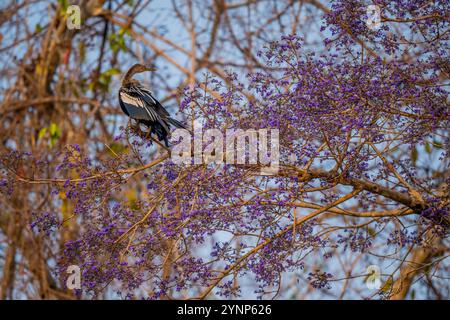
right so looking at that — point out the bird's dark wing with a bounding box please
[133,84,171,118]
[135,85,187,130]
[118,88,160,122]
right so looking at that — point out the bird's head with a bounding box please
[122,64,156,85]
[129,63,156,74]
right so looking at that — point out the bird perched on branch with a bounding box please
[118,64,186,147]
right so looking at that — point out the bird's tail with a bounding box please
[149,122,169,147]
[167,117,187,130]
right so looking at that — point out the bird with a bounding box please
[118,63,186,147]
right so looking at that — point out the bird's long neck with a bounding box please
[122,68,138,86]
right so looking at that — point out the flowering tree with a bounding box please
[0,0,448,299]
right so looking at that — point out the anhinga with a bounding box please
[118,64,186,147]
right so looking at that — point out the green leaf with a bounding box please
[99,74,111,87]
[104,68,121,76]
[38,127,47,140]
[411,147,418,165]
[58,0,69,12]
[107,142,127,156]
[48,123,61,148]
[117,33,127,52]
[49,123,61,138]
[88,82,95,92]
[109,34,117,53]
[380,278,393,293]
[78,42,86,63]
[35,23,42,33]
[425,142,432,154]
[97,68,121,92]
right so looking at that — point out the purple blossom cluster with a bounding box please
[387,229,421,247]
[324,0,449,56]
[30,212,59,236]
[337,229,373,253]
[307,270,334,290]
